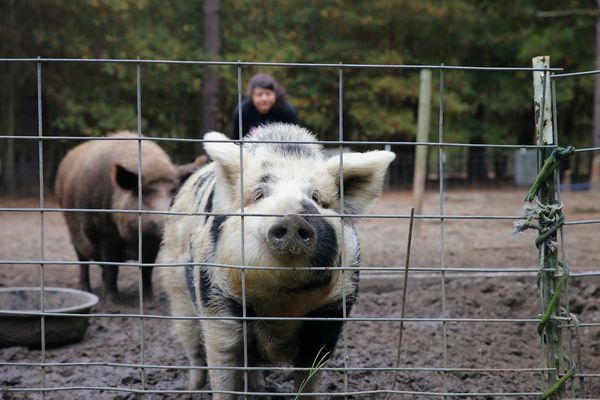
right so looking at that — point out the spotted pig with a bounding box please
[158,123,395,398]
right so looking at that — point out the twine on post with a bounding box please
[524,147,575,203]
[514,145,575,399]
[539,369,576,400]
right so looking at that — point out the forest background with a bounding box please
[1,0,598,193]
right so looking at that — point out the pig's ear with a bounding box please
[204,132,240,181]
[177,155,208,185]
[326,151,395,214]
[203,132,240,184]
[113,164,139,193]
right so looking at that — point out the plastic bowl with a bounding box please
[0,287,99,348]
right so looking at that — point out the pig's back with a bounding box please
[55,138,116,210]
[55,132,176,209]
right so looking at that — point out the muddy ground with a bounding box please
[0,189,599,399]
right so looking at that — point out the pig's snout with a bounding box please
[267,214,317,256]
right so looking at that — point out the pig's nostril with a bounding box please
[270,225,287,240]
[268,214,317,255]
[298,227,313,242]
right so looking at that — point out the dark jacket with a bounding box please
[231,99,299,138]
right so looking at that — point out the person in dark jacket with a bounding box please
[231,73,299,138]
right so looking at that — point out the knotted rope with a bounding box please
[524,146,575,203]
[514,146,575,399]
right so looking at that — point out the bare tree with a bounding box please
[592,0,600,190]
[2,0,17,195]
[200,0,221,150]
[538,5,600,190]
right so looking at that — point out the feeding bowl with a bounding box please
[0,287,99,348]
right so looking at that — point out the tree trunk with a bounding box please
[4,76,17,195]
[467,145,487,184]
[493,151,507,181]
[468,105,487,184]
[200,0,221,151]
[591,0,600,190]
[2,0,17,195]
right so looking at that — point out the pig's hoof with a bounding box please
[143,291,154,302]
[143,297,157,310]
[188,369,207,390]
[79,284,92,293]
[249,370,266,392]
[105,292,120,304]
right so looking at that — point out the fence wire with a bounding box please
[1,58,599,399]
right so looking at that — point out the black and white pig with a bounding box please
[158,123,395,398]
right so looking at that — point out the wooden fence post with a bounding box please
[532,55,563,398]
[413,69,432,236]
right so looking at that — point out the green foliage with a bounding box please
[1,0,597,154]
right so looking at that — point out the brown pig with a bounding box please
[55,131,204,302]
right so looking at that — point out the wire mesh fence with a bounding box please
[0,57,599,399]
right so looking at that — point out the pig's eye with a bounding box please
[252,188,265,202]
[312,192,329,209]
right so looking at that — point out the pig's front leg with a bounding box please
[204,319,244,400]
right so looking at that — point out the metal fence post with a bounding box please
[532,55,563,398]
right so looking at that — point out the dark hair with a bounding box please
[247,73,286,101]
